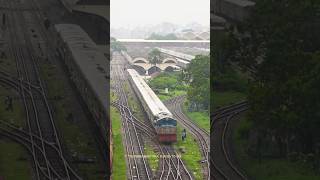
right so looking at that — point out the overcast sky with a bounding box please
[111,0,210,28]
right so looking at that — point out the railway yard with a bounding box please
[111,53,194,180]
[109,40,253,180]
[0,0,108,179]
[0,0,256,179]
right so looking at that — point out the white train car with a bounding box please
[127,69,177,142]
[53,24,110,169]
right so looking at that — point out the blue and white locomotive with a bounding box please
[127,69,177,143]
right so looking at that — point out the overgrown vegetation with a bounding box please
[124,82,145,121]
[148,48,163,67]
[148,72,187,101]
[39,63,105,179]
[0,87,24,126]
[144,143,159,173]
[111,105,127,180]
[212,91,246,110]
[149,72,185,90]
[175,124,203,180]
[182,101,210,132]
[211,30,249,110]
[111,37,127,58]
[183,55,210,111]
[227,0,320,177]
[0,140,31,180]
[234,116,320,180]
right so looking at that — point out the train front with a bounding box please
[155,115,177,143]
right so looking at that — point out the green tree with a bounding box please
[149,73,178,89]
[184,55,210,110]
[111,37,127,53]
[148,49,163,68]
[238,0,320,156]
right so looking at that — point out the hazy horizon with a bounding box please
[111,0,210,29]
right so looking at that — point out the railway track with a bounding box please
[211,101,249,127]
[112,58,152,180]
[111,53,193,180]
[112,101,193,180]
[0,72,80,180]
[0,0,81,179]
[211,101,249,180]
[165,96,210,180]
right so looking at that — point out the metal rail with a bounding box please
[111,52,194,179]
[3,0,81,179]
[112,59,151,180]
[211,101,249,180]
[166,96,210,180]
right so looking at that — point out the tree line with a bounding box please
[223,0,320,162]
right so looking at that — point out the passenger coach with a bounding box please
[127,69,177,143]
[53,24,110,171]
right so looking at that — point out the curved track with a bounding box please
[0,0,82,179]
[111,52,193,180]
[0,72,80,180]
[112,56,152,180]
[211,101,249,180]
[165,96,210,180]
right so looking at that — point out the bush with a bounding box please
[149,72,186,90]
[213,70,248,93]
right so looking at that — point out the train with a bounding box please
[53,24,110,175]
[127,69,177,143]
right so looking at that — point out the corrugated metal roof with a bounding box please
[156,47,195,61]
[55,24,108,110]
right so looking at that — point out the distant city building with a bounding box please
[111,22,209,40]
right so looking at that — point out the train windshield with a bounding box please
[157,118,177,126]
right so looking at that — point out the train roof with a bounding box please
[54,24,108,110]
[127,69,172,118]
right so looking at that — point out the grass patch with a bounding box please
[212,91,246,110]
[148,72,184,90]
[0,86,24,126]
[0,57,17,75]
[111,91,117,102]
[0,83,31,179]
[212,65,249,110]
[111,106,127,180]
[124,82,145,121]
[175,124,203,180]
[39,63,105,179]
[148,72,187,101]
[234,116,320,180]
[0,139,32,180]
[144,143,159,173]
[157,89,186,101]
[182,102,209,132]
